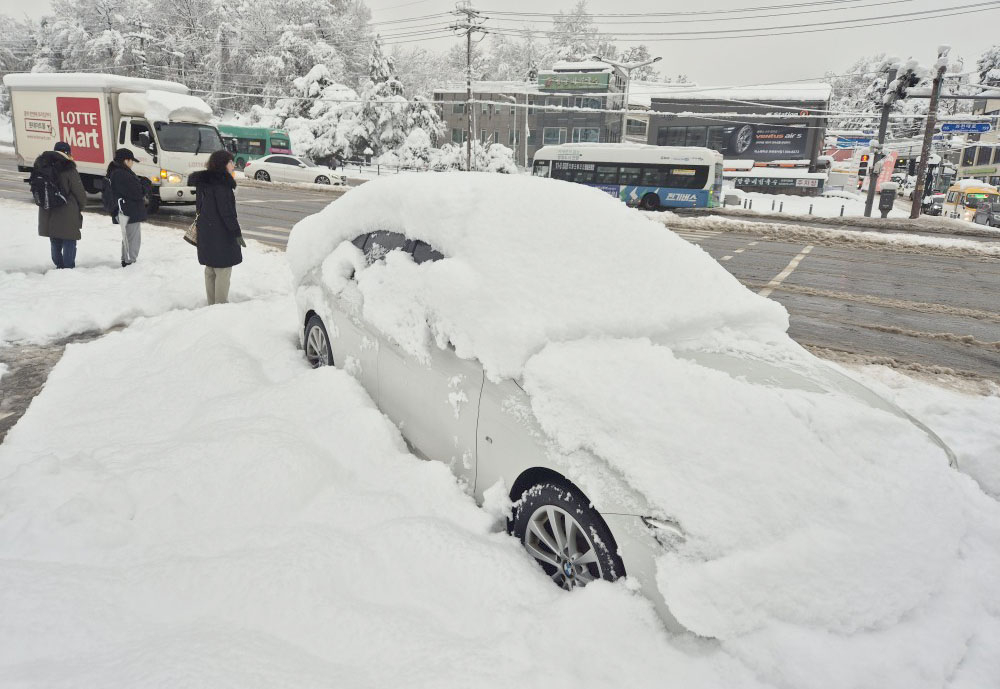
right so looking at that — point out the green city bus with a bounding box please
[217,125,293,169]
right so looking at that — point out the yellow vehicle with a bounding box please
[942,182,1000,221]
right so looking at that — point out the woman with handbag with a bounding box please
[188,150,244,305]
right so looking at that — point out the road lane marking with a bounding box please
[720,255,733,261]
[759,245,814,298]
[749,241,758,246]
[734,248,745,254]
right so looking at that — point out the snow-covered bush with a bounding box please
[426,142,517,173]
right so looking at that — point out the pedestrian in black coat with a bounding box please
[107,148,147,267]
[36,142,87,269]
[189,149,243,305]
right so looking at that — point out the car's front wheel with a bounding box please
[304,315,333,368]
[510,479,625,590]
[255,170,271,182]
[314,175,331,185]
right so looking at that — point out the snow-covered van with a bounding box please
[2,73,224,211]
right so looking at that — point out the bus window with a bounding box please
[553,161,595,184]
[665,166,709,189]
[640,166,667,186]
[594,165,619,185]
[532,161,550,177]
[619,166,642,186]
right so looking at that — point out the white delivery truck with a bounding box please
[2,72,224,212]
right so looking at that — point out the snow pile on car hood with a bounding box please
[287,172,788,379]
[522,336,1000,686]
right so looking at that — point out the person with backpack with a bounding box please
[189,150,244,305]
[106,148,147,267]
[34,141,87,269]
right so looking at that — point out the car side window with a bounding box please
[362,231,412,264]
[270,156,294,165]
[412,240,444,264]
[351,234,369,250]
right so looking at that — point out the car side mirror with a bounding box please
[298,163,306,168]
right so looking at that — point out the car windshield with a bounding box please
[299,158,317,167]
[154,123,224,153]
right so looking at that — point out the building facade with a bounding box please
[432,62,626,167]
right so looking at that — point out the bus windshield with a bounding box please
[964,192,999,208]
[270,135,292,154]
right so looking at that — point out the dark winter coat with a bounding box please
[36,152,87,241]
[107,161,148,223]
[190,169,243,268]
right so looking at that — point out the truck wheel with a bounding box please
[82,177,101,195]
[146,196,161,214]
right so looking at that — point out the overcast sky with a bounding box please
[2,0,996,85]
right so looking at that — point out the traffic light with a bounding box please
[859,153,870,178]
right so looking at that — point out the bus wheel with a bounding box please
[640,193,660,211]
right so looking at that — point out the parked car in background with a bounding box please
[972,201,1000,226]
[921,193,945,216]
[244,154,346,185]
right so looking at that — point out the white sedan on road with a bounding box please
[287,173,963,636]
[244,154,346,185]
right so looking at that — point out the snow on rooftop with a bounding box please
[549,60,614,73]
[628,81,832,108]
[433,81,539,96]
[2,72,188,94]
[119,89,214,124]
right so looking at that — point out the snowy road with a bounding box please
[2,153,998,381]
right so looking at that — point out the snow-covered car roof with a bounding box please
[287,172,788,379]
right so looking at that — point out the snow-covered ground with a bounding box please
[0,200,290,345]
[661,212,1000,258]
[1,193,999,688]
[722,188,909,219]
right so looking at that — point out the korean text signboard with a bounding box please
[941,122,992,133]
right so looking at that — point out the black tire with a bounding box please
[304,315,333,368]
[146,195,160,214]
[255,170,271,182]
[314,175,331,185]
[82,177,101,195]
[640,193,660,211]
[728,124,755,156]
[510,479,625,589]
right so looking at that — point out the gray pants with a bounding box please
[205,266,232,305]
[119,214,141,265]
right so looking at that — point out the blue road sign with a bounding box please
[940,122,992,133]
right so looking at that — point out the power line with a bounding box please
[481,0,923,17]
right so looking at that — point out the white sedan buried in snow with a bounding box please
[244,154,346,186]
[287,173,959,632]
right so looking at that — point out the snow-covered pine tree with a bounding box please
[977,45,1000,86]
[547,1,616,61]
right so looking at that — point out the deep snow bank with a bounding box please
[0,299,762,689]
[0,201,290,345]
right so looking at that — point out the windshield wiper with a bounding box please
[194,129,203,155]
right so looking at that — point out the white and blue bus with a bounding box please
[532,143,724,210]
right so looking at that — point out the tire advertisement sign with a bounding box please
[724,124,809,160]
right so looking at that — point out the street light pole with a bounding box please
[498,94,518,167]
[592,54,661,143]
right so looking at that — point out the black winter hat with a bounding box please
[53,141,71,154]
[114,148,137,163]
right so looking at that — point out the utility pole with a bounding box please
[911,47,950,219]
[864,63,908,218]
[451,2,487,171]
[592,54,662,142]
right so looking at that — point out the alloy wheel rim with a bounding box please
[524,505,602,590]
[305,326,329,367]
